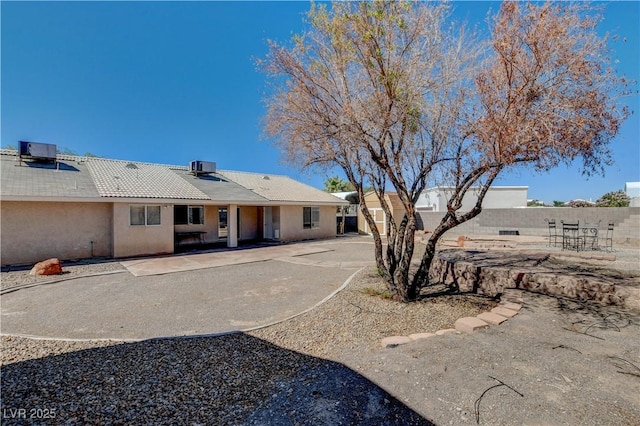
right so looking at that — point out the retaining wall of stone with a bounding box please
[430,249,640,312]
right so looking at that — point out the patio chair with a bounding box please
[580,221,601,251]
[602,222,614,252]
[561,220,583,251]
[545,218,561,247]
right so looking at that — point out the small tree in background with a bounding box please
[567,199,595,208]
[596,190,630,207]
[325,175,357,233]
[323,176,354,193]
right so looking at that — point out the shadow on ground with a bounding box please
[1,333,433,425]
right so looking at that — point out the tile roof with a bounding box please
[172,169,269,204]
[1,152,100,199]
[86,158,210,200]
[1,150,346,206]
[218,170,347,204]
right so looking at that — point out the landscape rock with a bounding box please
[29,258,63,276]
[477,312,508,325]
[491,306,518,318]
[454,317,489,334]
[408,333,436,341]
[435,329,457,336]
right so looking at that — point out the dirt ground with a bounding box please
[338,292,640,426]
[246,245,640,425]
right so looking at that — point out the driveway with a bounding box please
[0,238,374,341]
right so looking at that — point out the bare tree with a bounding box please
[413,1,631,290]
[261,1,630,301]
[261,1,476,300]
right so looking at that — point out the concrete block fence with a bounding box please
[418,207,640,245]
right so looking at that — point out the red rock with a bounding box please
[29,258,62,276]
[457,235,466,247]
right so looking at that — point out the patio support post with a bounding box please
[228,204,238,248]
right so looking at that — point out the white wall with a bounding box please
[418,187,528,212]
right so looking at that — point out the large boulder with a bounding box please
[29,258,63,276]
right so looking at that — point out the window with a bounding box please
[130,205,161,226]
[174,205,204,225]
[189,206,204,225]
[303,207,320,229]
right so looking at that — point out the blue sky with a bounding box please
[2,1,638,204]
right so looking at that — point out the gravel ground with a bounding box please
[1,244,639,425]
[1,260,125,292]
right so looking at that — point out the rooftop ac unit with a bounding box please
[19,141,57,162]
[190,160,216,175]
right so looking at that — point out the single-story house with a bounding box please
[0,146,347,266]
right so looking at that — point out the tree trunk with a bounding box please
[358,198,389,281]
[388,213,419,302]
[411,232,439,292]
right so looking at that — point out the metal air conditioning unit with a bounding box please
[189,160,216,175]
[18,141,57,163]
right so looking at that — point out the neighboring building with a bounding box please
[357,186,528,236]
[0,147,347,266]
[626,182,640,207]
[416,186,528,212]
[357,192,405,236]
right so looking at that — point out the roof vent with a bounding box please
[190,160,216,176]
[19,141,57,163]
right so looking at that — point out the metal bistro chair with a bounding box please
[602,222,615,252]
[561,220,583,252]
[580,220,601,251]
[545,218,562,247]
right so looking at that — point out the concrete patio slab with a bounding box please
[120,244,335,276]
[0,238,374,340]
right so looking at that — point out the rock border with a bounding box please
[380,289,524,348]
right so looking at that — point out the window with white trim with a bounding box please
[174,205,204,225]
[130,205,161,226]
[303,207,320,229]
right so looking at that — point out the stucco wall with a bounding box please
[112,203,174,258]
[239,206,259,240]
[1,201,112,266]
[279,205,336,241]
[418,207,640,244]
